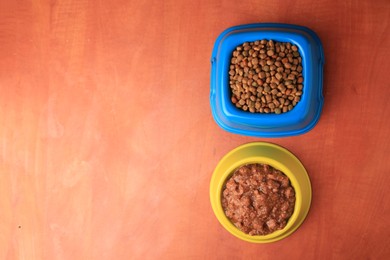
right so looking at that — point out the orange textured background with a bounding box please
[1,0,389,259]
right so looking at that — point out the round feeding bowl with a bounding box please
[210,23,324,137]
[210,142,312,243]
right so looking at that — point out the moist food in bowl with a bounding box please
[222,163,295,236]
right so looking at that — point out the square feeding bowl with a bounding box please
[210,23,324,137]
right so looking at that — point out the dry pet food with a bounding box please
[222,163,296,236]
[229,40,304,114]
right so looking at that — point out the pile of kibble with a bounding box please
[229,40,303,114]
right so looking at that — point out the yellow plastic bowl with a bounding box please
[210,142,312,243]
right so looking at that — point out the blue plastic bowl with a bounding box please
[210,23,324,137]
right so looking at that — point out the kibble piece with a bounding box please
[275,73,283,80]
[288,74,295,80]
[278,83,286,93]
[285,80,292,86]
